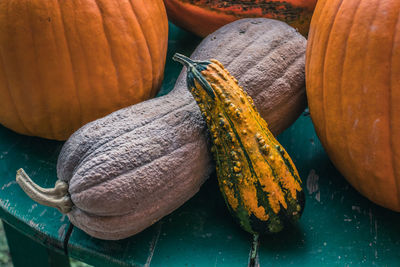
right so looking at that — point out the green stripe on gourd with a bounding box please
[173,53,305,236]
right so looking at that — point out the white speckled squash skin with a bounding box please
[57,18,307,240]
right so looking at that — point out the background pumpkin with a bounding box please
[306,0,400,211]
[163,0,318,37]
[0,0,168,140]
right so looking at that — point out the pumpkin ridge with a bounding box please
[92,0,122,102]
[66,1,100,122]
[143,0,168,95]
[338,0,363,193]
[305,0,327,70]
[69,99,197,187]
[72,1,95,124]
[307,0,400,211]
[319,0,345,149]
[127,0,153,99]
[0,54,32,135]
[143,0,168,97]
[26,0,56,137]
[304,0,328,129]
[354,0,381,195]
[388,8,400,206]
[54,0,83,128]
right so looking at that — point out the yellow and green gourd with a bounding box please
[173,53,305,237]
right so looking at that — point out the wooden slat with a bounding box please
[0,125,70,253]
[3,222,70,267]
[258,114,400,265]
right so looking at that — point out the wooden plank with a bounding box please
[0,126,70,253]
[3,221,70,267]
[148,177,251,266]
[67,225,157,267]
[256,114,400,266]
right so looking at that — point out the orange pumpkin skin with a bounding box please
[306,0,400,211]
[0,0,168,140]
[163,0,317,37]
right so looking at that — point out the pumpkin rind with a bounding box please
[306,0,400,211]
[0,0,168,140]
[163,0,317,37]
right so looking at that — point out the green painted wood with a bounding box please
[147,177,251,267]
[0,126,70,253]
[3,221,70,267]
[0,21,399,267]
[66,226,158,267]
[260,114,400,266]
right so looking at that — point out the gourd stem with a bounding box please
[16,168,73,214]
[173,53,215,99]
[172,53,211,68]
[172,53,195,67]
[249,233,259,267]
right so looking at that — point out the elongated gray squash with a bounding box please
[17,18,307,240]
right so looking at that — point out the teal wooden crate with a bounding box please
[0,23,399,267]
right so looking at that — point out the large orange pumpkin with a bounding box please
[306,0,400,211]
[0,0,168,140]
[163,0,317,37]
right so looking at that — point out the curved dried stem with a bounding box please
[16,168,73,214]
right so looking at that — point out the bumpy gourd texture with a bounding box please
[179,55,304,234]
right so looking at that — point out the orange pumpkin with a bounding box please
[163,0,317,37]
[306,0,400,211]
[0,0,168,140]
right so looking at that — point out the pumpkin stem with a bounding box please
[248,233,260,267]
[16,168,73,214]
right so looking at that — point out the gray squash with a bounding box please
[16,18,307,240]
